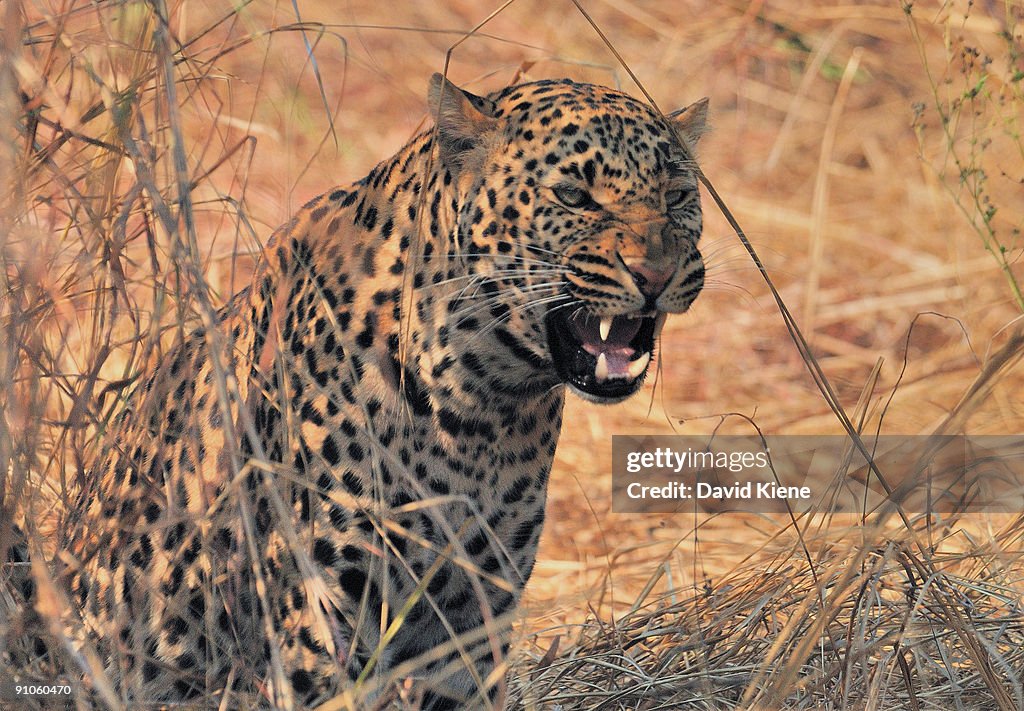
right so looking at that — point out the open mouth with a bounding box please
[545,307,666,403]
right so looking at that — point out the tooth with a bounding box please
[653,312,668,339]
[595,352,609,382]
[599,317,612,342]
[627,352,651,380]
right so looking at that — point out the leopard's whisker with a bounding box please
[470,293,575,337]
[436,251,564,268]
[446,275,565,309]
[543,299,585,318]
[524,244,562,258]
[457,276,568,303]
[449,282,569,324]
[699,282,758,306]
[425,268,568,294]
[411,272,563,298]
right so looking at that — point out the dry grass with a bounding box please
[513,515,1024,710]
[2,0,1024,708]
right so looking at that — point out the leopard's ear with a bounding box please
[667,97,709,152]
[428,73,499,174]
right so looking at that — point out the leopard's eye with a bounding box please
[665,188,693,209]
[552,185,593,209]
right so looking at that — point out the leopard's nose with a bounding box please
[620,255,676,299]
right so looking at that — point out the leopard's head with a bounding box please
[430,74,707,404]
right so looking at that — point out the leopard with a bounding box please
[16,73,708,709]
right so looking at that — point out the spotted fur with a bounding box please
[49,75,707,708]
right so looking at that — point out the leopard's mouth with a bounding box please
[545,307,667,403]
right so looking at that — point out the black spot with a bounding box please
[583,159,596,185]
[362,247,377,277]
[362,206,378,230]
[255,497,271,536]
[366,398,381,419]
[329,506,349,530]
[355,318,375,349]
[342,470,364,495]
[339,568,368,599]
[322,435,340,465]
[164,615,189,645]
[437,407,462,437]
[188,591,205,619]
[131,535,153,569]
[465,531,489,556]
[173,678,200,700]
[402,367,433,417]
[427,566,450,594]
[300,627,325,655]
[503,476,531,504]
[159,565,181,597]
[300,401,324,426]
[347,442,364,462]
[291,669,314,696]
[313,538,337,566]
[512,518,535,548]
[494,327,547,369]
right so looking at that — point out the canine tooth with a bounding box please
[595,352,609,382]
[627,352,651,379]
[599,317,612,342]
